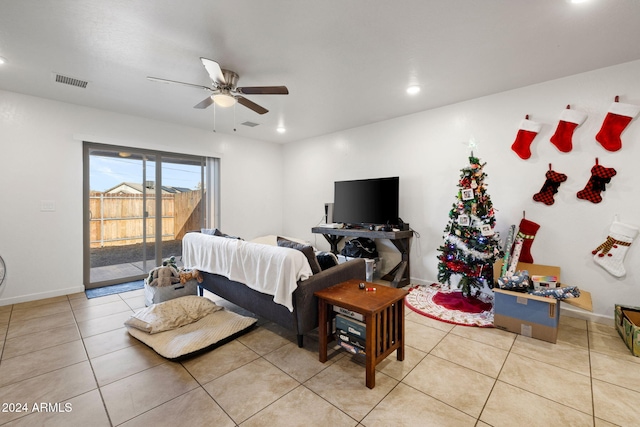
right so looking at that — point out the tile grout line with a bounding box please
[586,321,597,426]
[68,294,116,427]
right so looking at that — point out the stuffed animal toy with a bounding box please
[179,269,203,284]
[147,265,180,287]
[162,256,178,269]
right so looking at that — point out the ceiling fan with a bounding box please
[147,58,288,115]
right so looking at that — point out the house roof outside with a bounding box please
[104,182,192,195]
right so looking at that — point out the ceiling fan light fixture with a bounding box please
[213,93,237,108]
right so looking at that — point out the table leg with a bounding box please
[319,299,328,363]
[397,299,405,361]
[365,314,376,389]
[321,234,343,254]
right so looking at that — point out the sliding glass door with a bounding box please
[83,143,210,289]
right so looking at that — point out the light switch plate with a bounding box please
[41,200,56,212]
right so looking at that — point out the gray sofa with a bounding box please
[198,258,366,347]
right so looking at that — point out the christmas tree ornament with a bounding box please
[436,155,502,297]
[550,105,588,153]
[517,217,540,264]
[511,115,542,160]
[592,220,638,277]
[533,164,567,206]
[576,158,617,204]
[596,96,640,152]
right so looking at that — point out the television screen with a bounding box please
[333,177,399,226]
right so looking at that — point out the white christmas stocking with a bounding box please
[592,221,638,277]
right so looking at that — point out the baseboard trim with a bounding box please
[561,306,613,326]
[0,285,85,307]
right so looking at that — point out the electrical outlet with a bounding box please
[41,200,56,212]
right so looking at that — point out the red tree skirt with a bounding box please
[405,284,494,327]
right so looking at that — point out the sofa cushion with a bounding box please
[250,235,307,246]
[277,236,322,274]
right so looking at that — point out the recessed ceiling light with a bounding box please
[406,85,421,95]
[0,57,7,65]
[277,126,286,133]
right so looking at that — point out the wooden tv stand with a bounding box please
[311,226,413,287]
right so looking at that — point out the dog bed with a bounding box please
[125,295,257,360]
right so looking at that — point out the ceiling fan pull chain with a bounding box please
[234,103,237,132]
[213,103,217,132]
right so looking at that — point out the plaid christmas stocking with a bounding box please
[550,105,588,153]
[577,160,616,204]
[592,221,638,277]
[533,166,567,206]
[595,97,640,152]
[511,116,541,160]
[517,218,540,263]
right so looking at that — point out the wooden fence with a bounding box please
[89,191,203,248]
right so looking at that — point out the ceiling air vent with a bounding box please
[53,73,89,88]
[241,121,260,127]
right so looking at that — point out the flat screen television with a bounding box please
[333,177,399,226]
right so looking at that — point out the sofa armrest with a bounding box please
[299,258,366,292]
[293,258,366,334]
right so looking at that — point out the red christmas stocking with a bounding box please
[595,97,640,152]
[550,105,588,153]
[517,218,540,263]
[576,160,617,204]
[511,116,541,160]
[533,166,567,206]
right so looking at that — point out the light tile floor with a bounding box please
[1,289,639,426]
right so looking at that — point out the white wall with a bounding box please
[0,90,283,305]
[3,60,640,322]
[282,60,640,323]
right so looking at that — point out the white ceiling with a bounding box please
[1,0,640,144]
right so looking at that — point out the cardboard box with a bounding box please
[615,304,640,357]
[492,261,592,343]
[494,288,560,343]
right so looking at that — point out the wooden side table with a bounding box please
[315,279,408,389]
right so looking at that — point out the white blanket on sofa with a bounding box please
[182,233,312,311]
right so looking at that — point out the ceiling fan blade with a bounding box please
[237,86,289,95]
[237,96,268,115]
[194,96,214,109]
[200,58,226,85]
[147,76,212,91]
